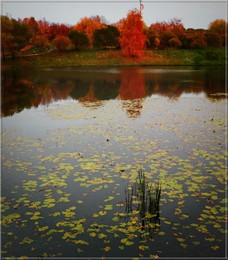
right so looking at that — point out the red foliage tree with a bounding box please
[1,16,31,58]
[37,19,51,40]
[49,23,71,41]
[205,31,222,47]
[30,35,50,50]
[148,18,185,49]
[159,31,176,49]
[52,35,72,51]
[186,31,207,49]
[168,18,185,39]
[208,19,227,46]
[22,17,39,37]
[145,29,160,49]
[119,10,146,57]
[169,37,182,49]
[149,21,169,33]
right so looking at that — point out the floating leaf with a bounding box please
[103,246,111,252]
[104,204,113,211]
[74,240,89,245]
[211,245,219,250]
[98,233,107,239]
[50,212,61,217]
[63,232,77,239]
[112,217,119,222]
[19,237,33,245]
[205,237,215,242]
[58,197,70,203]
[63,211,75,218]
[104,196,115,202]
[211,195,218,200]
[38,226,49,232]
[192,241,200,246]
[121,238,134,246]
[180,243,188,248]
[2,213,21,226]
[177,237,185,243]
[213,223,221,229]
[98,211,107,216]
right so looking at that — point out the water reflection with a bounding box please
[1,67,225,117]
[119,69,146,118]
[79,82,103,108]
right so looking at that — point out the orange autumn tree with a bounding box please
[119,9,146,57]
[73,16,105,46]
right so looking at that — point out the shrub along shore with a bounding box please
[2,48,226,68]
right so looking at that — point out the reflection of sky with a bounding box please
[180,93,206,98]
[2,1,227,29]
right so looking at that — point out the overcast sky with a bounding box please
[1,0,227,29]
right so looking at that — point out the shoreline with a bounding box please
[1,48,226,68]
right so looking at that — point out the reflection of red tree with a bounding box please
[118,69,146,118]
[79,82,102,108]
[119,69,146,100]
[121,99,143,118]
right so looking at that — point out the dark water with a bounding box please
[1,66,226,117]
[1,67,227,258]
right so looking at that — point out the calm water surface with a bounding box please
[1,67,227,258]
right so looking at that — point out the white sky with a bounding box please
[1,0,227,29]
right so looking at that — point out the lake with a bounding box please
[1,66,227,258]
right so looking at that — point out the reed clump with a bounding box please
[125,168,161,231]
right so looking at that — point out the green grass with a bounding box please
[2,48,226,68]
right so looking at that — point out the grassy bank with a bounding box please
[2,48,226,68]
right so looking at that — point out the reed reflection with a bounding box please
[1,67,226,117]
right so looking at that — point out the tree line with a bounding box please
[1,9,227,59]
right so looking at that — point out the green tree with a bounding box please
[68,30,89,50]
[93,25,120,48]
